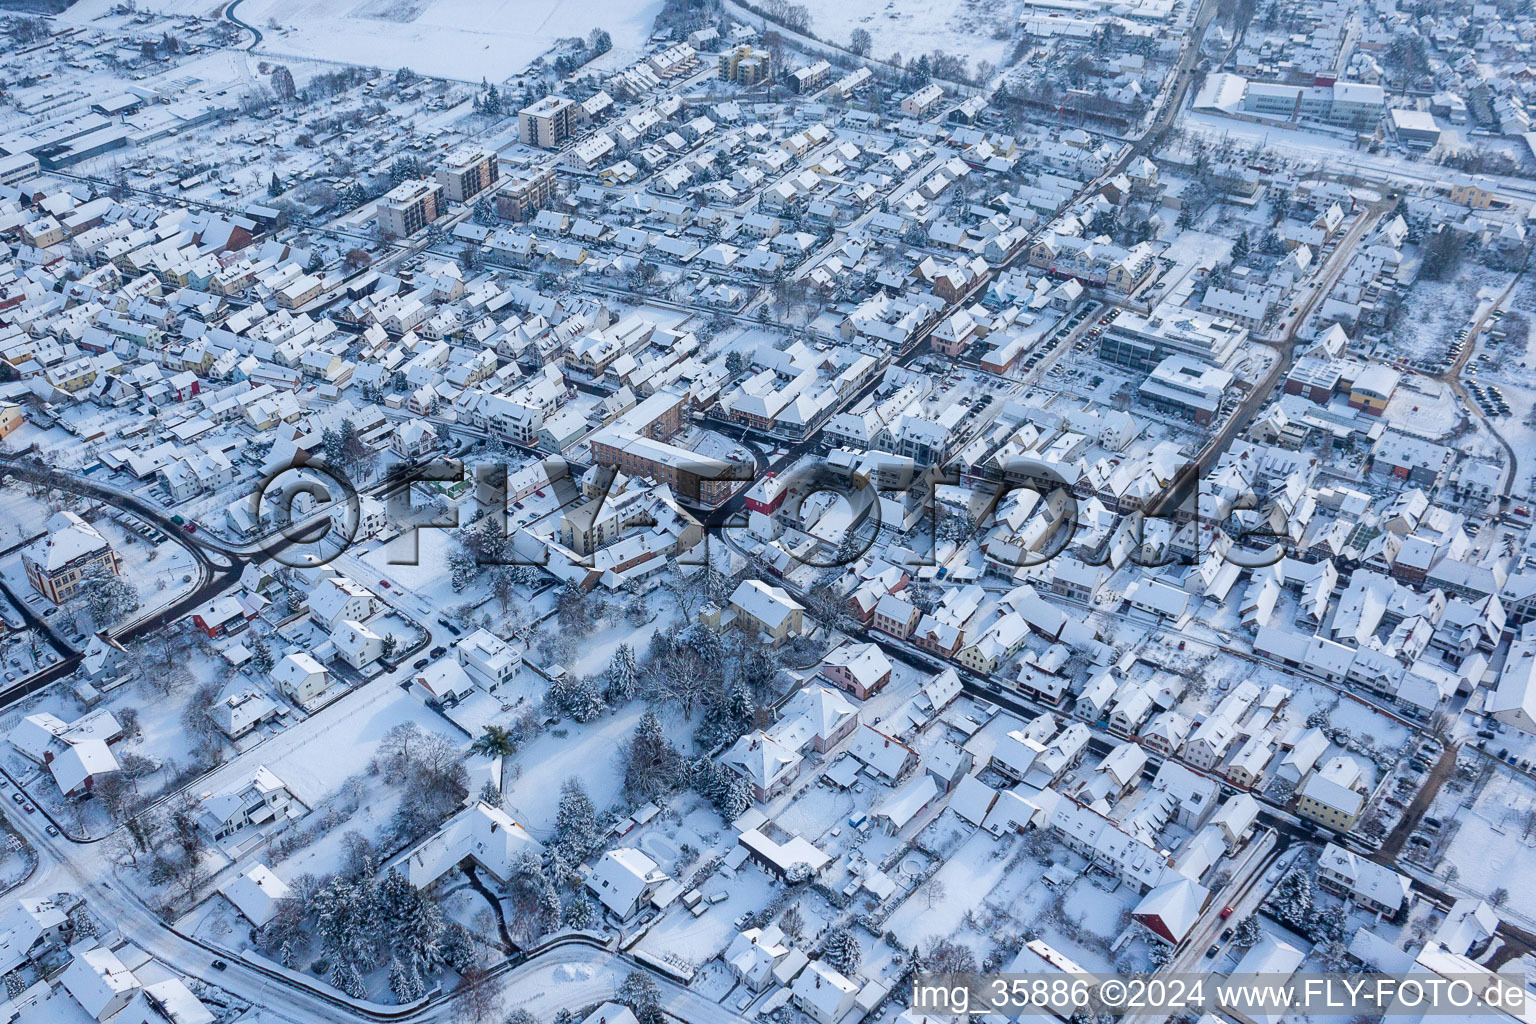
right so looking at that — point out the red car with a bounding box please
[182,522,196,532]
[379,580,391,589]
[1219,905,1235,919]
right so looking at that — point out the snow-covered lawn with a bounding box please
[1435,767,1536,922]
[502,700,693,835]
[884,826,1017,948]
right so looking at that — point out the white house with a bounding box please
[198,766,299,841]
[726,925,790,991]
[335,619,387,671]
[271,651,330,706]
[587,848,669,921]
[60,946,141,1021]
[392,420,439,459]
[213,690,280,740]
[404,801,543,889]
[791,961,860,1024]
[456,628,522,687]
[307,575,379,631]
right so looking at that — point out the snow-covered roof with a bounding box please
[404,802,543,889]
[219,863,291,927]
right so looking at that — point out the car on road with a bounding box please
[429,646,447,658]
[8,793,20,804]
[1220,928,1235,941]
[21,804,33,814]
[1206,944,1221,959]
[1220,905,1235,919]
[211,960,228,971]
[44,824,57,836]
[182,522,196,532]
[378,579,391,589]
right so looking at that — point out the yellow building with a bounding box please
[1294,755,1368,832]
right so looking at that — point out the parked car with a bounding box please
[1205,944,1220,959]
[429,646,447,658]
[413,658,429,670]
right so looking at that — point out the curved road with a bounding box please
[223,0,262,50]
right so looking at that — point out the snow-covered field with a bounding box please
[801,0,1016,68]
[230,0,663,81]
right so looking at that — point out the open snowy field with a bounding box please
[800,0,1016,69]
[231,0,662,82]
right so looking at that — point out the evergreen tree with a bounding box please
[1233,915,1263,948]
[618,971,665,1024]
[78,561,139,625]
[566,676,608,723]
[822,928,862,974]
[449,549,479,592]
[623,710,682,802]
[553,778,599,862]
[267,173,282,198]
[607,643,639,703]
[389,956,423,1002]
[564,894,598,929]
[1265,869,1314,932]
[251,635,276,675]
[539,878,562,933]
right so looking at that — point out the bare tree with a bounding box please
[456,964,499,1024]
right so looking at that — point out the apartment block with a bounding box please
[719,45,772,86]
[519,95,577,149]
[494,166,558,222]
[435,147,500,203]
[375,179,442,238]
